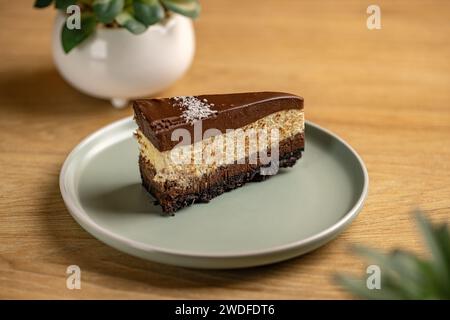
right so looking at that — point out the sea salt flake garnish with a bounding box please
[172,96,217,124]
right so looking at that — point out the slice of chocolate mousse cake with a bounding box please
[133,92,304,214]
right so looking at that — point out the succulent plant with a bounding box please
[34,0,200,53]
[335,210,450,299]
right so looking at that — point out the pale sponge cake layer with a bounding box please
[136,109,304,187]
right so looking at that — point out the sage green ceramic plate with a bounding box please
[60,117,368,269]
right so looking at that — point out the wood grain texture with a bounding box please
[0,0,449,299]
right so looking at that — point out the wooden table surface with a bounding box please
[0,0,449,299]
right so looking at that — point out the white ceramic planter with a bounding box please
[52,13,195,108]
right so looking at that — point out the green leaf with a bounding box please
[55,0,76,9]
[116,12,147,34]
[336,211,450,300]
[415,211,450,297]
[416,213,450,283]
[388,250,440,298]
[34,0,53,8]
[61,13,97,53]
[434,224,450,292]
[160,0,201,19]
[93,0,125,24]
[134,0,165,26]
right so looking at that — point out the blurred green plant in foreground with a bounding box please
[34,0,200,53]
[335,211,450,299]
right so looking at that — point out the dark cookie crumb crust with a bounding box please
[140,148,303,215]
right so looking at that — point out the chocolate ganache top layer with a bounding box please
[133,92,304,152]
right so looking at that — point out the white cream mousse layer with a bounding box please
[137,109,304,187]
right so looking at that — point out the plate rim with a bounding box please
[60,116,369,259]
